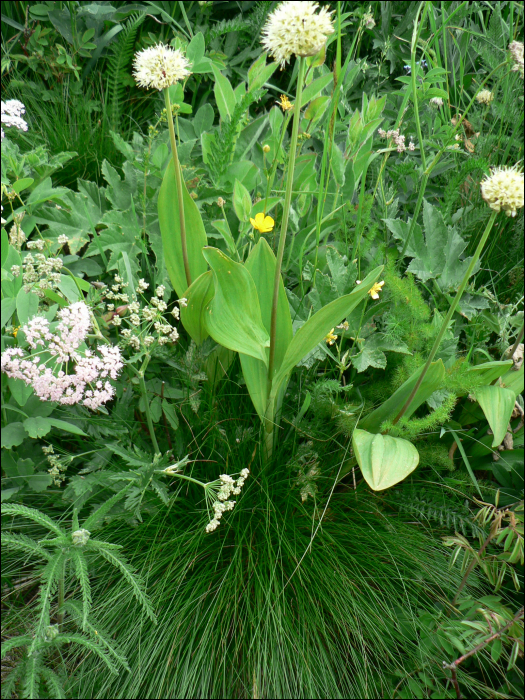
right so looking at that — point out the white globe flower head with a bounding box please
[476,89,494,105]
[133,44,191,91]
[481,165,524,217]
[262,1,335,68]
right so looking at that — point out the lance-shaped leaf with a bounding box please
[180,271,214,345]
[360,359,446,433]
[465,360,513,390]
[240,238,293,419]
[352,429,419,491]
[475,385,516,447]
[202,247,269,365]
[158,159,208,298]
[270,266,384,399]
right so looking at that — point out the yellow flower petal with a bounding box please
[250,212,275,233]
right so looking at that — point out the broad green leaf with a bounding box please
[210,220,238,259]
[475,385,516,447]
[304,95,330,123]
[241,239,294,419]
[58,275,80,302]
[23,416,52,438]
[193,104,214,137]
[300,74,333,108]
[180,271,214,345]
[212,65,236,121]
[233,179,252,222]
[385,200,478,290]
[12,178,34,194]
[271,266,383,397]
[46,419,87,436]
[16,289,39,325]
[202,247,269,364]
[7,376,33,406]
[360,360,446,433]
[352,429,420,491]
[1,422,27,448]
[158,159,208,298]
[1,297,16,329]
[465,360,514,390]
[500,365,524,396]
[248,53,278,92]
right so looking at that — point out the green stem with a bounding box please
[411,2,429,172]
[164,88,192,288]
[138,371,160,453]
[267,57,306,390]
[57,559,65,629]
[393,210,499,425]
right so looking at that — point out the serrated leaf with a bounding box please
[352,429,420,490]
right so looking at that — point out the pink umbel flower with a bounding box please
[1,302,123,410]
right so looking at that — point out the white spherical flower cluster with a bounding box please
[481,165,524,217]
[476,89,494,105]
[133,44,191,91]
[262,1,334,68]
[429,97,444,108]
[509,41,524,77]
[205,469,250,533]
[1,99,28,140]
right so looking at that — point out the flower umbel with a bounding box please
[262,1,335,68]
[368,281,385,300]
[509,41,524,77]
[133,44,191,91]
[481,165,524,217]
[250,212,275,233]
[205,469,250,533]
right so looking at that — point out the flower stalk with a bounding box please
[138,369,160,454]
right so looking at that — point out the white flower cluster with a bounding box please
[481,165,524,217]
[105,276,182,351]
[378,128,415,152]
[476,89,494,105]
[429,97,444,108]
[1,301,123,410]
[509,41,524,77]
[205,468,249,533]
[133,44,191,91]
[17,251,63,296]
[262,1,334,68]
[1,100,28,140]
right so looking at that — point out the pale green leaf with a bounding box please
[180,271,214,345]
[352,429,420,490]
[475,385,516,447]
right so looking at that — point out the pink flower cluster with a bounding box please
[1,302,123,410]
[378,128,415,152]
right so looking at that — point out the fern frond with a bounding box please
[106,12,146,133]
[94,546,156,623]
[206,17,250,43]
[32,552,64,649]
[1,532,51,560]
[1,661,23,699]
[22,652,41,700]
[1,504,66,537]
[63,600,130,672]
[442,157,488,223]
[54,634,119,675]
[40,666,66,699]
[1,635,32,660]
[82,481,134,531]
[70,548,92,630]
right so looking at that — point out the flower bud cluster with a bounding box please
[377,128,415,152]
[205,469,249,533]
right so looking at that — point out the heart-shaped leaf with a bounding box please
[202,247,269,364]
[352,429,419,491]
[475,385,517,447]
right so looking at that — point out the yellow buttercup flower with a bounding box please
[250,212,275,233]
[325,328,338,346]
[278,94,293,111]
[368,281,385,300]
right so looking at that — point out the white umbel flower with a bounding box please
[262,1,335,68]
[133,44,191,91]
[476,89,494,105]
[481,166,524,217]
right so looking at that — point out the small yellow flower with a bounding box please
[325,328,338,346]
[263,144,271,153]
[368,281,385,299]
[250,212,275,233]
[12,326,21,337]
[278,94,293,111]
